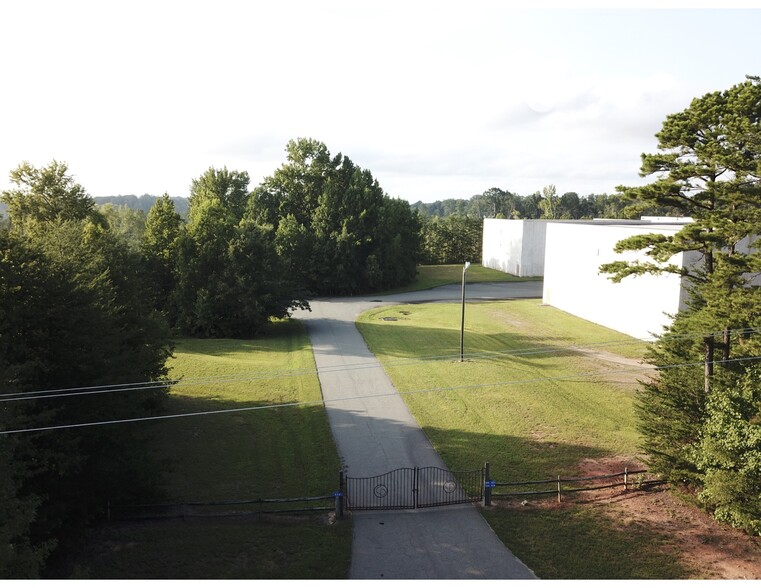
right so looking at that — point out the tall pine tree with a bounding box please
[600,78,761,530]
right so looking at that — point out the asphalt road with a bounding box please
[293,281,542,579]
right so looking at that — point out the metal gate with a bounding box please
[345,466,484,510]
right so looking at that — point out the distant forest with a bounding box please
[89,186,660,221]
[94,194,190,217]
[410,186,665,220]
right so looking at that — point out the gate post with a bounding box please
[413,467,419,509]
[484,462,492,507]
[336,469,345,518]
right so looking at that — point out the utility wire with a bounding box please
[0,338,647,402]
[2,354,759,436]
[4,325,757,404]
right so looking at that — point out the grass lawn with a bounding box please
[356,299,689,578]
[378,263,540,294]
[74,320,351,579]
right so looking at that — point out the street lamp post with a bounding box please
[460,261,470,362]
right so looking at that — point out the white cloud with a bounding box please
[1,3,758,201]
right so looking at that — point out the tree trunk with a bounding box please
[704,336,714,396]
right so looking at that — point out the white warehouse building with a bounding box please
[482,218,697,340]
[542,222,699,340]
[481,219,548,277]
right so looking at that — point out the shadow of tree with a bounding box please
[63,386,687,580]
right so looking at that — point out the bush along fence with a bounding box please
[482,462,667,506]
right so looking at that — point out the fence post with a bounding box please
[413,467,419,509]
[336,469,345,518]
[624,467,628,492]
[557,475,562,503]
[483,462,492,507]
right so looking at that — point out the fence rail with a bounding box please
[110,466,667,520]
[110,494,336,521]
[486,467,665,504]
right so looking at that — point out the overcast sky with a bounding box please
[1,1,759,203]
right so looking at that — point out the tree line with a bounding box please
[0,138,420,576]
[412,185,676,221]
[413,182,684,266]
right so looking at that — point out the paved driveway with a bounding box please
[294,281,541,579]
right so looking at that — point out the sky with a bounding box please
[1,1,760,204]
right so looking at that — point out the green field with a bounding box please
[379,263,539,294]
[75,320,351,579]
[356,299,689,578]
[70,283,683,578]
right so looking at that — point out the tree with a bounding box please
[539,184,559,219]
[0,161,103,237]
[1,162,173,574]
[558,192,580,219]
[189,166,250,224]
[174,168,307,337]
[99,203,147,251]
[696,365,761,535]
[250,138,420,295]
[599,77,761,527]
[521,191,543,219]
[142,194,183,314]
[601,76,761,392]
[419,215,482,265]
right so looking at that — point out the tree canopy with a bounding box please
[251,138,420,295]
[1,162,173,576]
[600,76,761,534]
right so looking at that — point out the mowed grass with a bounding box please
[378,263,540,294]
[357,300,648,477]
[356,300,688,578]
[76,320,351,579]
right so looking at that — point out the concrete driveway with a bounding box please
[294,281,541,579]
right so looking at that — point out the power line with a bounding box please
[0,338,645,402]
[4,325,756,404]
[2,354,759,436]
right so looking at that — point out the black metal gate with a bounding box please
[345,466,484,511]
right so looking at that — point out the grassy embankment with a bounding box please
[356,299,692,579]
[75,320,350,579]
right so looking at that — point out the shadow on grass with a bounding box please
[355,314,580,369]
[74,514,351,579]
[59,391,349,580]
[171,320,313,359]
[413,423,688,579]
[64,377,673,579]
[324,393,685,580]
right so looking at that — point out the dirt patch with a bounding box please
[573,348,656,386]
[568,457,761,579]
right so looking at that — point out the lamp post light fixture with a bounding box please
[460,261,470,362]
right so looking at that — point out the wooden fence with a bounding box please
[483,465,666,506]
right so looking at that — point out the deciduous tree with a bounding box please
[1,162,173,574]
[250,138,420,295]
